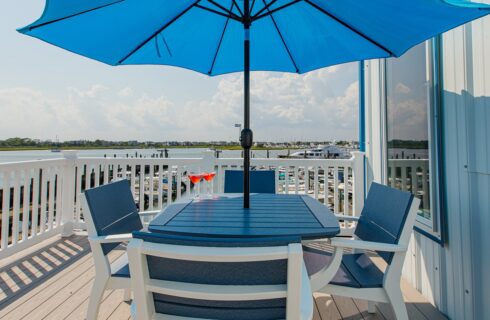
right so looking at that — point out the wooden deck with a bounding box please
[0,234,446,320]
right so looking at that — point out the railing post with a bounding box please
[60,150,78,237]
[351,151,365,216]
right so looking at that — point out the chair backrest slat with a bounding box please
[84,180,142,254]
[128,232,303,319]
[354,182,414,263]
[224,170,276,194]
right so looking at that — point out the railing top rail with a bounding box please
[217,157,354,166]
[74,158,206,167]
[0,158,66,171]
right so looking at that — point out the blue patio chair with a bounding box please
[82,179,160,320]
[224,170,276,194]
[127,232,313,320]
[303,183,420,320]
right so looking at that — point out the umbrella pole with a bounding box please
[241,0,252,209]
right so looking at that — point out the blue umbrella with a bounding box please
[19,0,489,208]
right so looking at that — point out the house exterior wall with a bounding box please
[364,13,490,319]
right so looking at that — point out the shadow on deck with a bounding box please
[0,235,446,320]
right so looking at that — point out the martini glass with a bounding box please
[202,171,216,197]
[188,172,203,198]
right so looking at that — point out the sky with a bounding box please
[0,1,359,142]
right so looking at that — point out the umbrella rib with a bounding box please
[261,0,300,73]
[252,0,278,19]
[250,0,257,15]
[195,4,242,21]
[118,1,200,64]
[27,0,126,31]
[253,0,302,20]
[206,0,243,20]
[304,0,394,56]
[208,3,235,75]
[232,0,244,17]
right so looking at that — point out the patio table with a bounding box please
[148,193,340,240]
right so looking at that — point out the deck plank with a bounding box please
[313,300,322,320]
[63,290,115,320]
[0,236,91,315]
[400,280,447,320]
[0,234,447,320]
[107,300,132,320]
[314,292,342,320]
[332,295,364,319]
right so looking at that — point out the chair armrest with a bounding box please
[334,214,359,222]
[139,210,160,216]
[88,233,133,244]
[330,238,407,252]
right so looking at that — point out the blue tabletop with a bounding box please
[148,194,340,240]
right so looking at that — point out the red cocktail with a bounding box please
[188,174,203,184]
[187,173,203,198]
[202,172,216,182]
[201,172,216,198]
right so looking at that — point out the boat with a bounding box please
[288,145,351,159]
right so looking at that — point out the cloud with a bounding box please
[387,97,428,140]
[0,63,359,141]
[395,83,411,94]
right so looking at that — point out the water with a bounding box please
[0,148,293,163]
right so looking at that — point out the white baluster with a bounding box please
[130,165,136,195]
[103,163,109,185]
[314,166,319,200]
[94,163,100,187]
[40,168,48,233]
[11,171,21,245]
[55,168,63,229]
[84,165,91,190]
[47,168,55,231]
[22,169,31,241]
[1,171,10,249]
[31,168,40,237]
[149,164,154,210]
[157,164,163,210]
[75,165,83,224]
[333,166,339,213]
[139,165,145,211]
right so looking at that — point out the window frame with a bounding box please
[382,38,444,243]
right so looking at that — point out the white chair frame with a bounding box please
[82,194,159,320]
[308,197,421,320]
[127,239,314,320]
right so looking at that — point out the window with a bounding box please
[385,40,442,238]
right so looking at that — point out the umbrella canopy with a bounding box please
[19,0,489,207]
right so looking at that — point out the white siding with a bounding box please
[441,13,490,320]
[365,13,490,320]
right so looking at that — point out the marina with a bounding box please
[0,0,488,319]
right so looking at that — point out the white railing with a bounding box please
[387,159,430,217]
[0,159,64,258]
[0,150,365,259]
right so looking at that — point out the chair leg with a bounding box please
[385,287,408,320]
[123,288,131,302]
[368,301,376,313]
[87,276,107,320]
